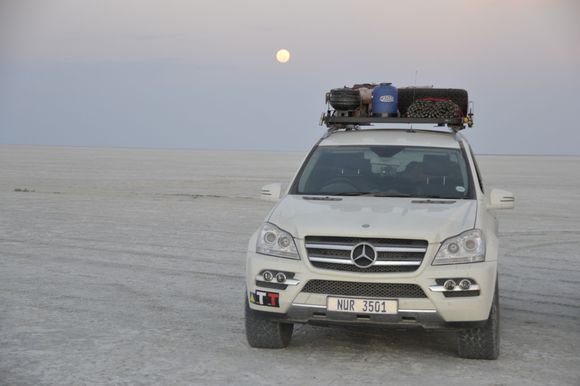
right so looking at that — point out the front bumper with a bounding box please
[248,303,488,329]
[246,247,497,326]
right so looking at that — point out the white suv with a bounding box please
[244,128,514,359]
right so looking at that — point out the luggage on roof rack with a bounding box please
[398,87,469,116]
[321,83,473,131]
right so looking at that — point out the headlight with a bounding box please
[432,229,485,265]
[256,223,300,260]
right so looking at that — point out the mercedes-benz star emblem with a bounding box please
[350,242,377,268]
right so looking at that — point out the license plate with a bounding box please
[327,297,398,314]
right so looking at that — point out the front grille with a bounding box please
[305,236,428,273]
[302,280,427,298]
[310,262,418,273]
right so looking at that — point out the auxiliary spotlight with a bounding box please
[459,279,472,290]
[262,271,273,282]
[276,272,287,283]
[443,279,457,290]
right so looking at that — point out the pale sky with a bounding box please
[0,0,579,154]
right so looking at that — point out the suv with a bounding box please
[244,127,514,359]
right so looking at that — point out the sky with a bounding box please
[0,0,579,154]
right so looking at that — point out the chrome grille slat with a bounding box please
[375,261,422,266]
[310,262,419,273]
[308,257,421,266]
[375,246,426,253]
[305,236,428,273]
[305,243,352,251]
[308,254,351,260]
[309,257,354,265]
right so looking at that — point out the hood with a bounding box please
[268,195,477,244]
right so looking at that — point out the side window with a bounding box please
[468,145,484,193]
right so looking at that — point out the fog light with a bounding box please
[459,279,471,290]
[276,272,287,283]
[262,271,273,282]
[443,279,456,290]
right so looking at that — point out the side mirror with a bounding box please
[488,189,515,210]
[260,183,286,202]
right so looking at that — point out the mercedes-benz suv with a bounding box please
[244,128,514,359]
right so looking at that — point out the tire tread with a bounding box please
[245,297,293,349]
[457,283,500,360]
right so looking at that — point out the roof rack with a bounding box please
[320,113,472,133]
[320,85,474,132]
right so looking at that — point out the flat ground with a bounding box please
[0,145,579,386]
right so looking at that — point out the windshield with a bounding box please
[291,145,473,199]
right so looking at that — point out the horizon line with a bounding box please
[1,142,579,157]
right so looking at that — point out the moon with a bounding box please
[276,49,290,64]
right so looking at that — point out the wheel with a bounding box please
[245,295,293,348]
[457,281,500,360]
[329,88,361,111]
[398,88,468,116]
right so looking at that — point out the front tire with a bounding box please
[245,296,293,348]
[457,283,500,360]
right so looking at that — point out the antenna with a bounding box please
[409,70,418,131]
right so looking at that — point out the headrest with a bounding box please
[422,154,453,175]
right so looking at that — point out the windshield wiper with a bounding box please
[371,192,412,197]
[332,192,374,196]
[302,195,342,201]
[332,192,414,197]
[420,195,458,199]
